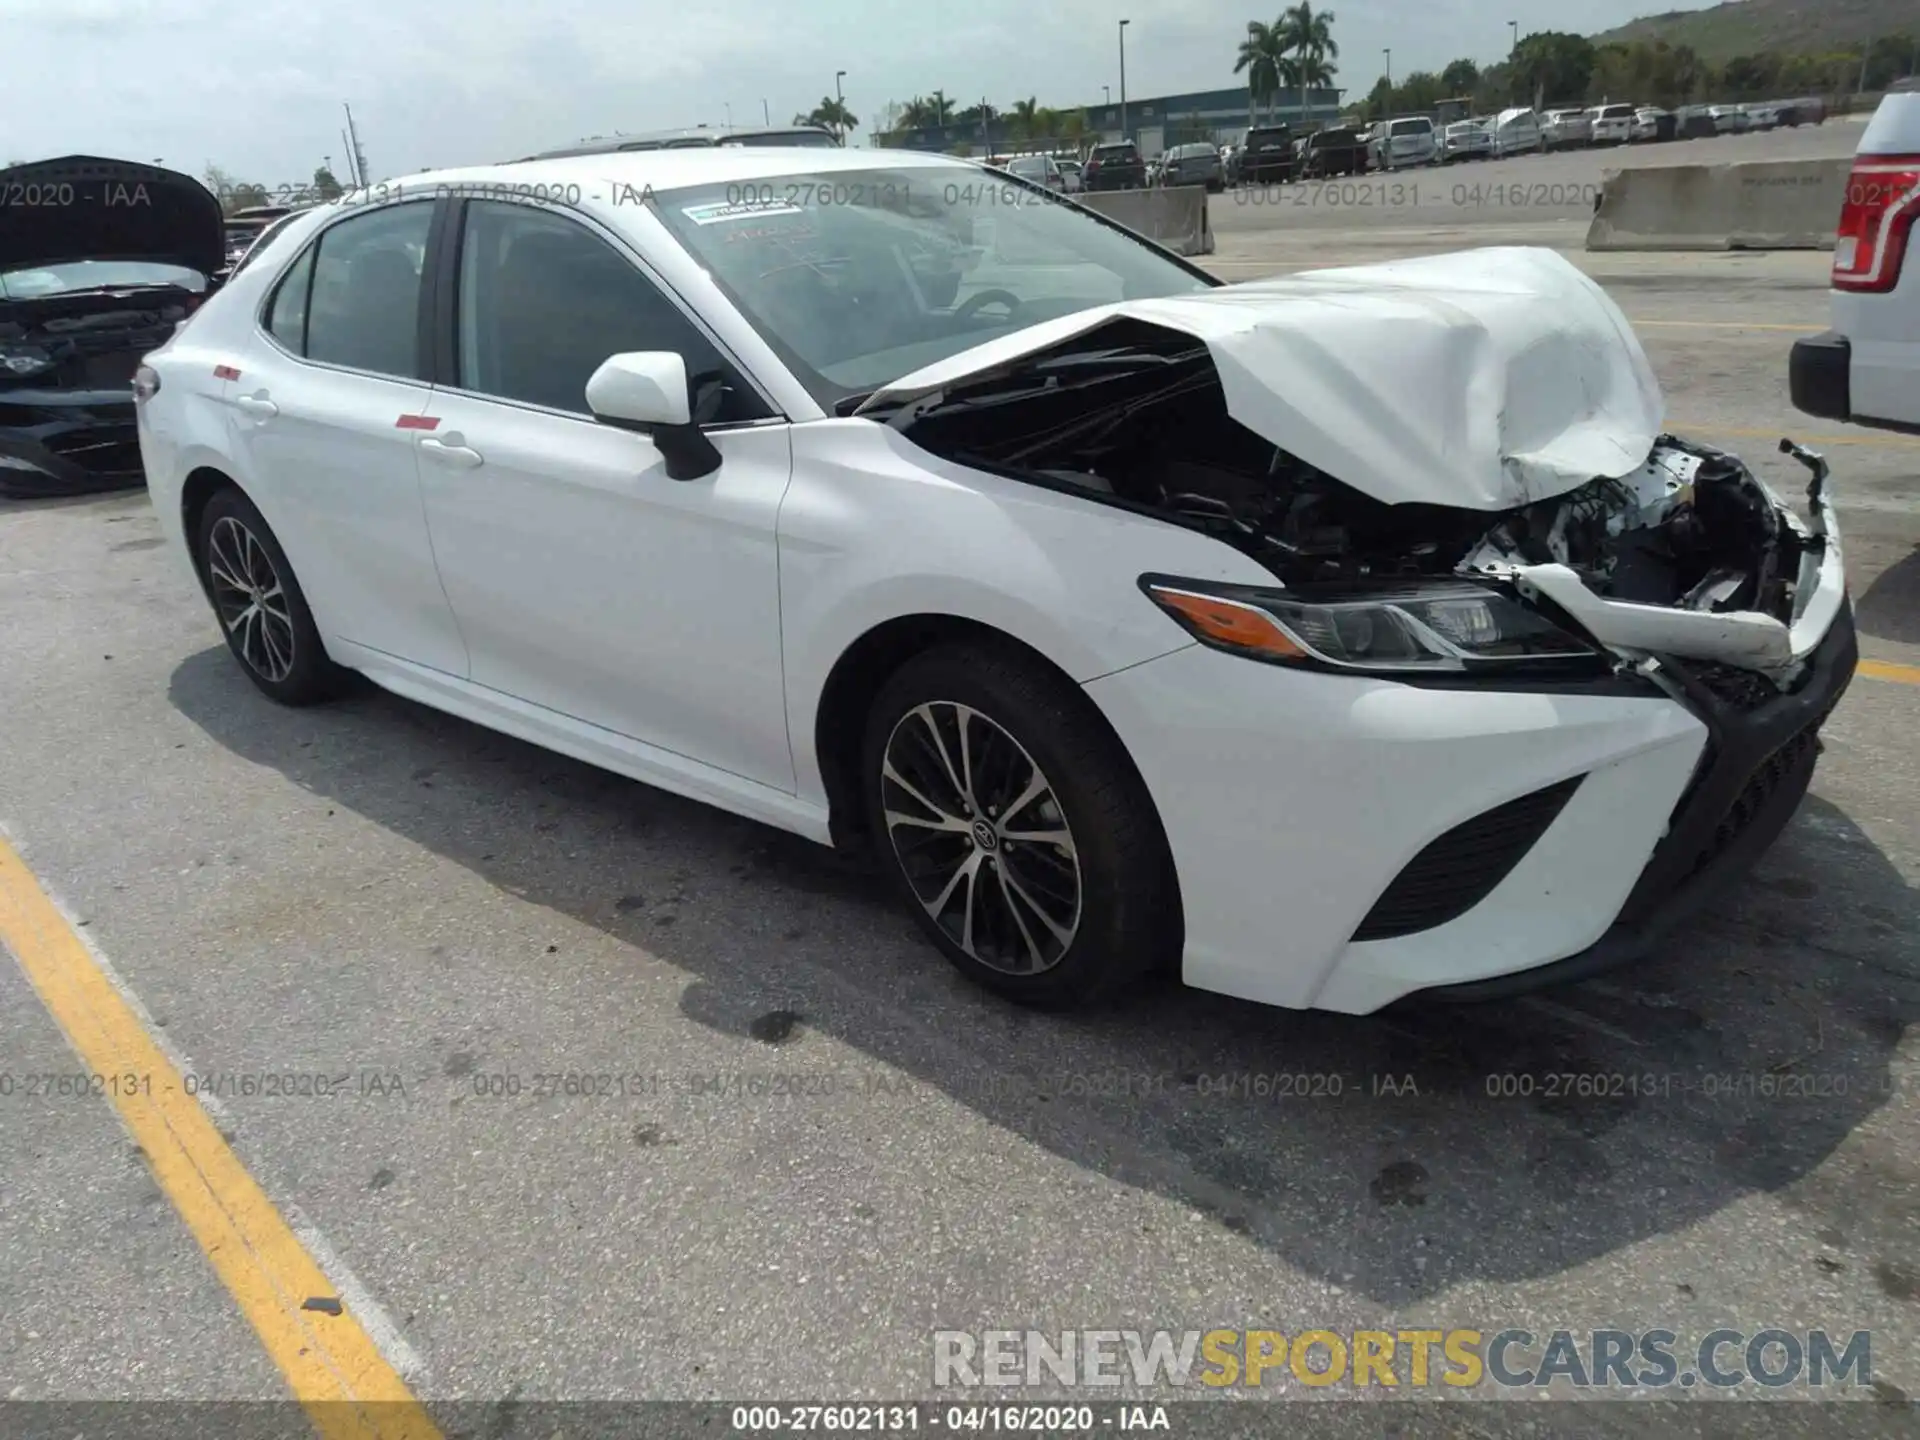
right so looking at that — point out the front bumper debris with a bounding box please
[1415,594,1857,1002]
[1509,439,1846,680]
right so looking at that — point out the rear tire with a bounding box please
[195,487,348,706]
[862,643,1179,1009]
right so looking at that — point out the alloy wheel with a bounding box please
[879,702,1082,975]
[206,515,296,682]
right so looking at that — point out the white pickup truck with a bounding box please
[1790,81,1920,434]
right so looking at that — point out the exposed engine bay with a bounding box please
[870,319,1833,675]
[0,292,197,392]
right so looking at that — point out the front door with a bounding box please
[413,199,795,791]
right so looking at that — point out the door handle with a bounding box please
[419,434,483,469]
[234,392,277,418]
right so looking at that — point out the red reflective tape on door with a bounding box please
[213,365,242,380]
[394,415,440,430]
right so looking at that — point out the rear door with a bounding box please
[411,198,796,789]
[225,198,469,676]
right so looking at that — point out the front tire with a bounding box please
[863,643,1179,1008]
[196,487,347,706]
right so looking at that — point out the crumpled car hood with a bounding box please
[858,246,1666,512]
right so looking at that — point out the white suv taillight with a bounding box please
[1832,153,1920,293]
[132,365,160,403]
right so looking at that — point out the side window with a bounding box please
[264,242,316,352]
[302,202,433,380]
[454,200,768,422]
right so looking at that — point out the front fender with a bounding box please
[778,420,1275,803]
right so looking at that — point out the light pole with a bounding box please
[1118,19,1130,139]
[1508,20,1518,54]
[1383,48,1392,91]
[835,70,847,141]
[762,98,771,125]
[724,102,733,133]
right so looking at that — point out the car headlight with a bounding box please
[0,346,55,379]
[1140,575,1603,675]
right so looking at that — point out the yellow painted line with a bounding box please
[1630,319,1825,333]
[1860,659,1920,686]
[0,835,441,1440]
[1665,422,1920,449]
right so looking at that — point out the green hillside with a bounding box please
[1596,0,1917,63]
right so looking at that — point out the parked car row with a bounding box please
[989,88,1830,200]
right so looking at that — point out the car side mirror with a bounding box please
[585,351,721,481]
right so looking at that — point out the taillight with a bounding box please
[1832,154,1920,293]
[132,365,160,402]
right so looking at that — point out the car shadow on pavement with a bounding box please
[168,648,1917,1306]
[1856,545,1920,646]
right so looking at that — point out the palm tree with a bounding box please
[800,97,859,141]
[1280,3,1339,125]
[1274,55,1304,124]
[1235,20,1287,123]
[1010,96,1041,140]
[1296,53,1335,119]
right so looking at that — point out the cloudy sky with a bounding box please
[15,0,1717,182]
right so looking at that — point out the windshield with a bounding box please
[1388,119,1430,136]
[650,165,1215,407]
[0,259,206,300]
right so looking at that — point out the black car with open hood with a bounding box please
[1,156,224,496]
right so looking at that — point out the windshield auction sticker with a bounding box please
[682,199,805,225]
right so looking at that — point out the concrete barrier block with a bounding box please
[1586,158,1847,252]
[1075,185,1210,256]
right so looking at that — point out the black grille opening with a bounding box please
[1683,660,1782,713]
[1682,712,1827,881]
[1353,776,1584,942]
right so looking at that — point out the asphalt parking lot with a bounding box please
[1,120,1916,1434]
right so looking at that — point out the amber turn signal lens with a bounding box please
[1146,585,1306,660]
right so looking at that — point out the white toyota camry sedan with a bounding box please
[137,146,1856,1014]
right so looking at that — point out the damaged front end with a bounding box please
[862,316,1846,693]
